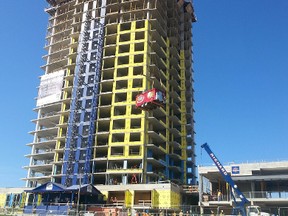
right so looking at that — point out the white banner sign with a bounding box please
[36,70,65,107]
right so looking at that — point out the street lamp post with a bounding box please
[76,174,82,215]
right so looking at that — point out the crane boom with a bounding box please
[201,143,249,214]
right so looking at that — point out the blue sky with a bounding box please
[194,1,288,165]
[0,1,287,187]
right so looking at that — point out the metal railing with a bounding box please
[203,190,288,202]
[244,190,288,199]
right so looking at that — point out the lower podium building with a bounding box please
[198,161,288,215]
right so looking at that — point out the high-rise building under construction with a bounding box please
[24,0,196,207]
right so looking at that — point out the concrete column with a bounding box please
[198,171,204,214]
[250,181,255,199]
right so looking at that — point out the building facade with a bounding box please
[198,161,288,215]
[23,0,196,208]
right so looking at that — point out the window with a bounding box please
[132,79,142,88]
[111,147,124,156]
[118,56,129,65]
[84,112,91,121]
[119,44,130,53]
[82,54,87,61]
[86,87,93,96]
[136,20,145,29]
[77,100,82,109]
[84,43,89,50]
[89,63,96,72]
[129,146,140,156]
[131,105,142,115]
[119,33,130,42]
[114,93,127,102]
[120,22,131,31]
[82,125,89,136]
[113,119,125,129]
[91,52,97,60]
[75,113,81,122]
[81,138,88,148]
[114,106,126,116]
[85,99,92,108]
[134,54,143,63]
[133,66,142,75]
[134,43,144,52]
[93,29,99,37]
[130,133,140,142]
[115,80,128,90]
[130,118,141,129]
[88,75,95,84]
[112,133,125,142]
[117,68,128,77]
[135,31,144,40]
[92,40,99,49]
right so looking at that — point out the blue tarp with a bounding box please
[25,182,67,193]
[25,182,101,195]
[24,182,105,211]
[66,184,102,195]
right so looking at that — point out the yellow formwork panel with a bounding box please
[54,66,71,162]
[153,190,171,208]
[55,114,65,161]
[171,191,181,208]
[151,189,158,207]
[107,20,154,171]
[37,194,42,206]
[165,38,171,153]
[152,190,181,209]
[20,192,26,208]
[180,49,189,183]
[179,50,185,60]
[125,190,133,208]
[180,91,187,107]
[143,20,149,82]
[0,193,6,207]
[101,191,108,201]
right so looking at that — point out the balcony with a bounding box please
[148,131,166,142]
[29,126,58,137]
[26,138,56,150]
[148,116,166,130]
[25,148,55,159]
[24,161,53,172]
[203,190,288,204]
[32,114,60,128]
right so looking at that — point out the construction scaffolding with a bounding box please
[62,1,105,186]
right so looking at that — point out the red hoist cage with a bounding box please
[135,88,166,111]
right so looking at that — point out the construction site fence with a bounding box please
[199,206,288,216]
[1,205,288,215]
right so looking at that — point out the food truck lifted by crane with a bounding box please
[135,88,166,111]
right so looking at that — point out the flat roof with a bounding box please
[198,161,288,182]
